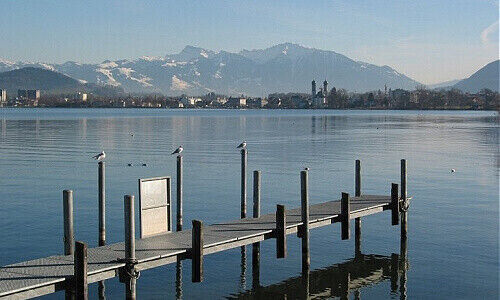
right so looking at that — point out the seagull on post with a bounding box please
[172,146,183,155]
[93,151,106,161]
[237,141,247,149]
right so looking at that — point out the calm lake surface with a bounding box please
[0,108,498,299]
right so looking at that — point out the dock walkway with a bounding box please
[0,195,393,299]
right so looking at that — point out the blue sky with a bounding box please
[1,0,498,84]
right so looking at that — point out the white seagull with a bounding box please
[93,151,106,161]
[237,141,247,149]
[172,146,183,155]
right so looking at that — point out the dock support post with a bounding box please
[124,195,137,300]
[98,161,106,246]
[63,190,75,300]
[276,204,286,258]
[74,241,88,300]
[241,148,247,218]
[300,170,310,273]
[391,183,400,226]
[400,159,408,241]
[177,155,183,231]
[63,190,75,256]
[98,162,106,300]
[341,193,350,240]
[252,171,261,289]
[354,160,361,256]
[192,220,203,282]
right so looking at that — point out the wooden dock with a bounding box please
[0,195,397,299]
[0,158,410,299]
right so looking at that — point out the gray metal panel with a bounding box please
[138,176,172,238]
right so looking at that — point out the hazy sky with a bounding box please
[1,0,498,84]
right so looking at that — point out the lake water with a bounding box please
[0,108,498,299]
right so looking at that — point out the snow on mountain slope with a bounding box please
[0,43,422,95]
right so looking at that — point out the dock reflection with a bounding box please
[227,251,409,300]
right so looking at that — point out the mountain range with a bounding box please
[452,60,499,93]
[0,43,497,96]
[0,43,420,96]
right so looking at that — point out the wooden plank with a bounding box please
[276,204,286,258]
[192,220,203,282]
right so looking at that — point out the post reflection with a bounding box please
[240,246,247,291]
[228,251,409,300]
[176,259,183,300]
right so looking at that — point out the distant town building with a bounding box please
[257,98,268,108]
[311,80,326,108]
[18,89,40,100]
[180,96,201,107]
[0,89,6,107]
[226,97,246,107]
[76,92,87,102]
[216,97,227,105]
[17,89,40,106]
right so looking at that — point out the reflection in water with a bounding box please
[228,251,408,300]
[98,281,106,300]
[240,246,247,292]
[176,259,183,300]
[252,242,261,291]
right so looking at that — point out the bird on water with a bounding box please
[93,151,106,161]
[172,146,183,155]
[237,141,247,149]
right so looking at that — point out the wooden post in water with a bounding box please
[176,155,183,231]
[192,220,203,282]
[63,190,74,256]
[391,183,399,226]
[74,241,88,300]
[241,149,247,219]
[354,160,361,256]
[124,195,137,300]
[252,170,261,289]
[63,190,75,300]
[175,156,184,300]
[341,193,350,240]
[98,161,106,246]
[276,204,286,258]
[400,159,408,241]
[300,170,310,274]
[97,162,106,300]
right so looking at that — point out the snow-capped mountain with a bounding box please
[0,43,421,95]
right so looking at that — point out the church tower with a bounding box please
[312,80,316,97]
[323,80,328,96]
